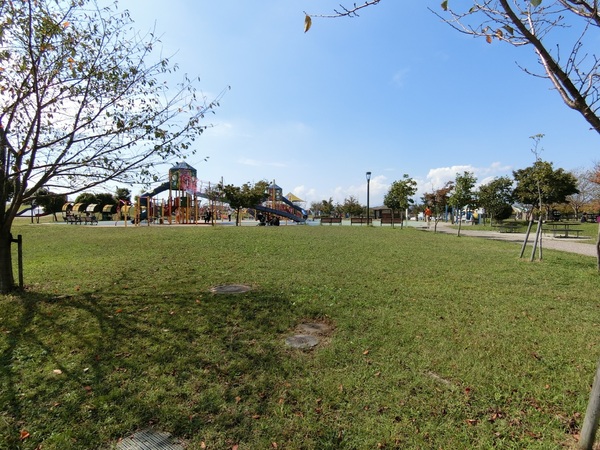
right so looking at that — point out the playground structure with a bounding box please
[253,182,307,225]
[58,162,308,225]
[133,165,307,225]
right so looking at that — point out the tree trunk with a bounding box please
[597,222,600,272]
[0,230,15,293]
[579,356,600,450]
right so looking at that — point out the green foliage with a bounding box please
[422,182,453,217]
[340,195,363,217]
[311,198,336,217]
[513,160,579,212]
[95,193,116,207]
[114,188,131,203]
[222,181,268,225]
[495,203,514,221]
[449,171,477,210]
[0,0,223,291]
[74,192,98,205]
[384,174,417,215]
[33,189,66,219]
[477,176,515,221]
[2,222,599,448]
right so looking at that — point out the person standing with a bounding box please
[424,206,432,228]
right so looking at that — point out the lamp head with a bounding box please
[366,171,371,181]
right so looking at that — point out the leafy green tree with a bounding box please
[341,195,363,217]
[96,193,117,208]
[513,161,579,219]
[33,188,67,222]
[306,1,600,444]
[222,181,269,226]
[477,176,515,224]
[0,0,222,292]
[384,174,417,228]
[115,188,132,205]
[314,198,336,217]
[422,181,454,230]
[449,171,477,236]
[74,193,98,205]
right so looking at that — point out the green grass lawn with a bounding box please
[2,220,600,449]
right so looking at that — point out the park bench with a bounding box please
[380,217,403,226]
[65,214,81,225]
[542,222,585,238]
[350,217,372,225]
[491,222,521,233]
[320,217,342,225]
[83,214,98,225]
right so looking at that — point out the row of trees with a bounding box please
[424,159,584,230]
[307,158,583,226]
[309,1,600,446]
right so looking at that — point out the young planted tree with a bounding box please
[341,195,363,218]
[422,181,454,232]
[305,1,600,446]
[448,171,477,237]
[0,0,224,292]
[221,181,269,226]
[513,161,579,219]
[383,174,417,228]
[477,176,515,224]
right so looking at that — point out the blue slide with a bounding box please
[281,196,308,218]
[254,204,306,223]
[141,181,170,198]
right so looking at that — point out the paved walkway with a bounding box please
[423,221,598,258]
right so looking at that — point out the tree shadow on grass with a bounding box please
[0,283,307,449]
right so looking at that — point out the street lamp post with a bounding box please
[366,171,371,226]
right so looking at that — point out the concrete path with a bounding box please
[423,221,598,258]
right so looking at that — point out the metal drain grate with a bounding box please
[209,284,252,294]
[116,429,184,450]
[285,334,319,349]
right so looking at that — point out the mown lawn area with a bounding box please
[1,220,600,449]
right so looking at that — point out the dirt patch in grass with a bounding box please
[285,319,335,349]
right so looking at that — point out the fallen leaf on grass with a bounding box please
[52,369,62,375]
[20,430,30,440]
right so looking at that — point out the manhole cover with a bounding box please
[210,284,252,294]
[285,334,319,349]
[298,322,332,335]
[116,429,184,450]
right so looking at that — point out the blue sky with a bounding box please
[123,0,598,207]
